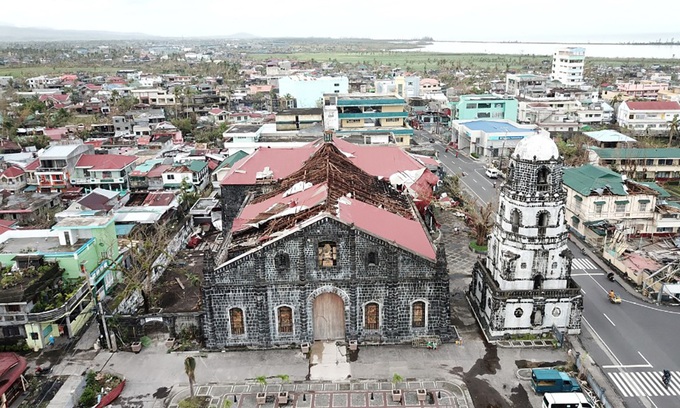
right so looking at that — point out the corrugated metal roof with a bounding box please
[562,165,627,196]
[591,147,680,159]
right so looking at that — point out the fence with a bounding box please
[573,350,615,408]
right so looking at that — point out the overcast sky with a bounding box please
[2,0,679,42]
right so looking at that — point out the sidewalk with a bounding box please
[166,380,471,408]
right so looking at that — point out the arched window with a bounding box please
[366,251,378,267]
[274,252,289,271]
[318,241,338,267]
[277,306,293,333]
[537,167,550,191]
[511,209,522,233]
[364,302,379,330]
[229,308,245,335]
[537,212,549,236]
[412,301,426,328]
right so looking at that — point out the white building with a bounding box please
[278,75,349,108]
[550,47,585,86]
[468,133,583,338]
[616,101,680,135]
[451,119,548,159]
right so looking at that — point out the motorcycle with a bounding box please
[35,365,52,376]
[608,291,622,304]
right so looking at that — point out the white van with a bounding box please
[542,392,592,408]
[485,168,500,178]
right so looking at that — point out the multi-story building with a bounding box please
[468,133,583,338]
[563,164,673,245]
[588,147,680,182]
[0,215,120,349]
[129,88,177,108]
[374,76,420,99]
[278,75,349,108]
[550,47,585,86]
[617,101,680,135]
[70,154,138,192]
[455,94,518,122]
[275,108,323,131]
[128,159,167,191]
[322,93,413,146]
[451,119,546,159]
[36,143,94,193]
[615,81,669,100]
[420,78,442,97]
[162,161,209,191]
[0,166,27,193]
[505,74,548,98]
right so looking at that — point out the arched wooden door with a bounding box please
[313,293,345,340]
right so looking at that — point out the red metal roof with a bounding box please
[337,197,435,260]
[625,101,680,111]
[141,192,176,206]
[76,154,137,170]
[0,353,27,400]
[25,159,40,171]
[1,165,25,178]
[146,164,172,178]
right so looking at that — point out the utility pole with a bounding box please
[99,302,112,350]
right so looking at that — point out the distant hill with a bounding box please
[0,25,258,42]
[0,25,159,42]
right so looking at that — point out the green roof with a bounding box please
[563,164,669,198]
[591,147,680,159]
[563,165,627,196]
[188,160,208,172]
[134,159,165,173]
[637,181,671,198]
[215,150,249,171]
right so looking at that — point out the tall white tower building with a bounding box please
[550,47,586,86]
[468,133,583,338]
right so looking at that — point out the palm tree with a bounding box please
[184,356,196,398]
[667,114,679,147]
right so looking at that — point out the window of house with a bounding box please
[167,174,175,180]
[615,203,627,213]
[478,103,491,109]
[466,103,477,109]
[318,241,338,267]
[229,308,245,335]
[595,204,603,214]
[5,305,21,313]
[277,306,293,333]
[412,301,426,327]
[477,112,491,118]
[102,171,112,179]
[364,302,379,329]
[366,251,378,267]
[639,202,648,212]
[274,253,289,271]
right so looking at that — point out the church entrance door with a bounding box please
[313,293,345,340]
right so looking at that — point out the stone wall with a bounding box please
[203,217,451,349]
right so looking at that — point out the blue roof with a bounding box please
[461,120,529,133]
[134,159,165,173]
[115,223,136,236]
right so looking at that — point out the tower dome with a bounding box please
[514,133,559,161]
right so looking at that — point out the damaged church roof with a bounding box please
[230,142,436,260]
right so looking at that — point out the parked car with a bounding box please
[485,168,500,178]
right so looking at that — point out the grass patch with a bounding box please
[0,66,125,77]
[469,241,487,252]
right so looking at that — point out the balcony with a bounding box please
[27,281,89,322]
[338,111,407,119]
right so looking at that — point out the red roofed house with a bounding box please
[0,353,27,408]
[617,100,680,134]
[202,140,450,349]
[71,154,138,192]
[0,165,27,193]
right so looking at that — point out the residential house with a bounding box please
[211,151,249,190]
[420,78,442,97]
[0,192,62,225]
[278,75,349,108]
[152,122,183,145]
[162,161,209,191]
[451,119,547,159]
[22,159,39,191]
[0,215,120,349]
[0,353,27,408]
[583,130,636,148]
[0,165,27,192]
[36,143,93,193]
[146,164,172,191]
[322,93,413,146]
[275,108,323,131]
[70,154,137,192]
[615,81,669,100]
[616,101,680,135]
[454,94,518,122]
[206,108,229,124]
[563,164,674,246]
[128,159,168,190]
[374,75,420,98]
[57,188,129,219]
[505,73,548,98]
[114,191,179,224]
[588,147,680,182]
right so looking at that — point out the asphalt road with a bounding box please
[569,240,680,408]
[414,129,680,407]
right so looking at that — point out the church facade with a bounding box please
[203,142,451,348]
[468,133,583,338]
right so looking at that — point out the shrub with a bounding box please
[79,388,97,407]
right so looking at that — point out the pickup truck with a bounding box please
[531,368,581,394]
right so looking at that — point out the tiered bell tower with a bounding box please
[468,133,583,338]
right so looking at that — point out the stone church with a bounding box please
[468,133,583,338]
[202,141,451,348]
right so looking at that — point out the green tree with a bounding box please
[184,356,196,398]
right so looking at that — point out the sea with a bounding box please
[402,41,680,59]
